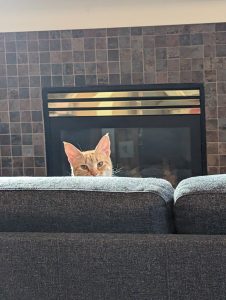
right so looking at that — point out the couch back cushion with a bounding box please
[174,174,226,234]
[0,176,174,233]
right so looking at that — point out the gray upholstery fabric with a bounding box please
[0,233,226,300]
[174,174,226,234]
[0,176,174,233]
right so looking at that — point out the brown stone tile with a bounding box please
[13,168,23,176]
[206,119,218,130]
[205,95,217,108]
[120,61,131,74]
[96,50,107,62]
[120,49,131,61]
[179,34,191,46]
[204,45,216,58]
[216,32,226,44]
[61,39,72,51]
[109,74,120,85]
[143,36,154,48]
[85,75,97,85]
[220,155,226,165]
[106,28,120,37]
[206,130,218,142]
[2,168,13,176]
[50,52,62,64]
[180,59,192,71]
[205,106,217,118]
[97,74,108,85]
[131,36,143,49]
[168,71,180,83]
[219,142,226,154]
[72,38,84,51]
[74,63,85,75]
[191,33,203,45]
[180,45,204,58]
[207,142,218,154]
[108,50,119,61]
[108,37,118,49]
[218,106,226,118]
[144,72,156,84]
[155,35,166,47]
[9,99,20,111]
[207,154,219,166]
[192,58,204,71]
[167,47,179,59]
[108,62,120,74]
[12,157,23,168]
[156,72,167,83]
[156,60,167,72]
[119,36,131,49]
[12,145,22,156]
[62,51,73,63]
[34,167,46,176]
[10,122,21,134]
[85,63,97,75]
[208,166,219,175]
[204,57,216,70]
[120,73,131,84]
[205,70,216,82]
[217,82,226,94]
[72,30,84,38]
[166,35,179,47]
[220,167,226,173]
[218,95,226,106]
[34,145,45,156]
[24,168,34,176]
[217,69,226,81]
[118,28,130,36]
[21,123,32,134]
[95,37,107,49]
[84,38,95,50]
[180,71,192,82]
[168,59,180,71]
[131,27,142,36]
[1,145,11,156]
[192,71,203,83]
[218,128,226,145]
[142,27,155,35]
[156,48,167,59]
[97,62,108,74]
[132,73,144,84]
[216,23,226,31]
[154,26,168,35]
[34,157,45,167]
[216,45,226,57]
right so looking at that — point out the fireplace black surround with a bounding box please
[43,83,206,185]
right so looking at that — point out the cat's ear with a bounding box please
[95,133,111,157]
[63,142,83,164]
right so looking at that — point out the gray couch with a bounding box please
[0,175,225,300]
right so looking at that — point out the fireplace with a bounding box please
[43,83,206,185]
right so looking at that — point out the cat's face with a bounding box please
[63,133,112,177]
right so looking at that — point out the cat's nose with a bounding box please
[90,170,98,176]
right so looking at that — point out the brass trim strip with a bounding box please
[49,108,201,117]
[48,99,200,109]
[48,90,200,100]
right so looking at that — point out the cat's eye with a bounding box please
[80,164,88,170]
[97,161,103,168]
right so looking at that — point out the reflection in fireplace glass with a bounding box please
[61,127,192,186]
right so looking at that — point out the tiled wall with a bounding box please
[0,23,226,176]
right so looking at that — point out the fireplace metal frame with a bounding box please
[42,83,207,177]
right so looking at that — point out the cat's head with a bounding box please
[63,133,112,177]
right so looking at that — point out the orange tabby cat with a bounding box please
[63,133,112,176]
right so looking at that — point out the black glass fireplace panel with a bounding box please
[47,114,203,185]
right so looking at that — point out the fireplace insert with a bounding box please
[43,83,206,185]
